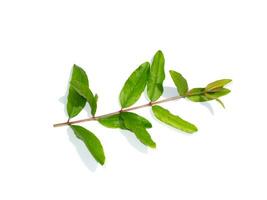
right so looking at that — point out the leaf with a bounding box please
[127,126,156,148]
[71,80,97,116]
[120,112,152,128]
[215,99,225,108]
[206,88,231,99]
[206,79,232,91]
[187,88,209,102]
[98,114,126,129]
[67,88,87,118]
[71,125,105,165]
[121,113,156,148]
[119,62,150,108]
[147,50,165,101]
[169,70,188,96]
[152,105,198,133]
[98,112,152,129]
[67,65,89,118]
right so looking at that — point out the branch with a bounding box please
[53,95,183,128]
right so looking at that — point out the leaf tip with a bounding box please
[151,143,156,148]
[157,49,163,54]
[99,157,105,165]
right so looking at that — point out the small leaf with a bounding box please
[187,88,209,102]
[121,113,156,148]
[147,50,165,101]
[119,62,150,108]
[71,125,105,165]
[98,114,126,129]
[71,80,97,116]
[215,99,225,108]
[169,70,188,96]
[152,105,198,133]
[206,88,231,99]
[206,79,232,91]
[67,65,89,118]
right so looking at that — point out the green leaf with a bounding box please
[98,112,152,129]
[98,114,126,129]
[71,80,97,116]
[121,113,156,148]
[187,88,209,102]
[206,79,232,91]
[120,112,152,128]
[119,62,150,108]
[169,70,188,96]
[215,99,225,108]
[127,126,156,148]
[206,88,231,99]
[152,105,198,133]
[67,65,89,118]
[71,125,105,165]
[147,50,165,101]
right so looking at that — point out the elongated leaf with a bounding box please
[152,105,198,133]
[206,88,231,99]
[71,125,105,165]
[169,70,188,96]
[121,113,156,148]
[71,80,97,116]
[98,112,152,129]
[98,114,126,129]
[67,65,89,118]
[147,50,165,101]
[206,79,232,91]
[119,62,150,108]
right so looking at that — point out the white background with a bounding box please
[0,0,267,199]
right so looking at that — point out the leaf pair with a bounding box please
[67,65,98,118]
[98,112,156,148]
[119,50,165,108]
[67,65,104,165]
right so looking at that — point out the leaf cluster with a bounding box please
[63,51,231,165]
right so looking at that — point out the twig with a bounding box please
[53,95,184,128]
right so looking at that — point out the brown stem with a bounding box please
[53,95,184,128]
